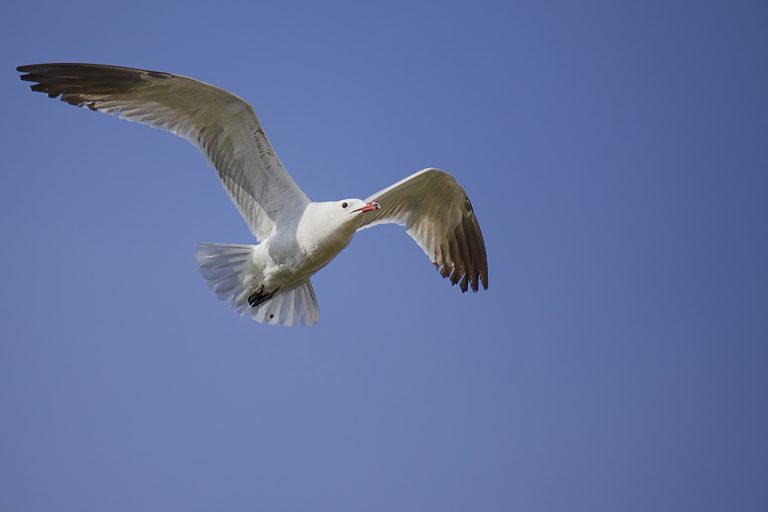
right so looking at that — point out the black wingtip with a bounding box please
[17,64,35,81]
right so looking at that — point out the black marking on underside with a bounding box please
[248,285,279,308]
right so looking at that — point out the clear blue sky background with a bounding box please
[1,1,766,510]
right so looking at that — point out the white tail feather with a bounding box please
[251,281,320,327]
[196,242,257,315]
[195,242,320,327]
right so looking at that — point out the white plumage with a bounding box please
[18,63,488,326]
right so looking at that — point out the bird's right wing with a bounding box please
[358,168,488,293]
[17,63,309,241]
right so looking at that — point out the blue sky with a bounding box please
[1,1,767,510]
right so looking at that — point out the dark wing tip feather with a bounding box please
[436,203,488,293]
[17,63,174,104]
[17,62,174,78]
[466,205,489,291]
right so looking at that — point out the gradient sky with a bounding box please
[1,1,767,511]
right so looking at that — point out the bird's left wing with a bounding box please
[17,63,309,241]
[357,168,488,292]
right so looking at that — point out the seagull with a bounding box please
[17,63,488,326]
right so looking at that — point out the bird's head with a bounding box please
[306,199,381,239]
[340,199,381,215]
[301,199,381,242]
[334,198,381,227]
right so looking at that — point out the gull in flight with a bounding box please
[17,63,488,326]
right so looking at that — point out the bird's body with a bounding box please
[18,63,488,326]
[209,201,362,302]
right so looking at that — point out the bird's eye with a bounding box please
[342,202,348,209]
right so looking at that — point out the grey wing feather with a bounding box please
[17,63,309,241]
[358,168,488,292]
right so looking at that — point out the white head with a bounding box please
[300,199,381,246]
[325,198,381,229]
[338,198,381,216]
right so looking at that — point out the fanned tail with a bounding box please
[251,281,320,327]
[195,242,320,327]
[196,242,258,315]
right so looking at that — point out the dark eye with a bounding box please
[342,202,348,209]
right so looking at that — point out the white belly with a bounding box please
[261,228,355,289]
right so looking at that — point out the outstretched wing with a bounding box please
[358,168,488,292]
[17,63,309,241]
